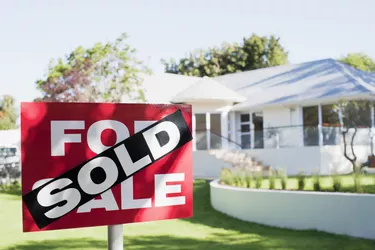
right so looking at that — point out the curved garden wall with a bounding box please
[210,179,375,240]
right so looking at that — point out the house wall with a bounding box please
[243,147,321,175]
[192,144,371,179]
[320,145,370,174]
[262,106,304,148]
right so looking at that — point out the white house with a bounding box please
[2,58,375,178]
[139,58,375,177]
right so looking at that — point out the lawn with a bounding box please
[1,180,374,250]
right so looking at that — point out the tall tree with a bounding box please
[35,33,151,103]
[161,34,288,77]
[0,95,17,130]
[339,53,375,72]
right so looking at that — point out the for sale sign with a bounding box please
[21,102,193,232]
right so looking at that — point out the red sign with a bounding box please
[21,102,193,232]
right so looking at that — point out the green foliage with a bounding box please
[332,175,342,192]
[268,170,276,190]
[0,180,21,195]
[245,173,253,188]
[220,168,233,186]
[255,173,263,189]
[297,171,306,191]
[35,33,151,103]
[312,171,321,192]
[162,33,288,77]
[339,53,375,72]
[0,95,17,130]
[277,169,288,190]
[354,173,364,193]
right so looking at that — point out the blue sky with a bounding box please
[1,0,374,106]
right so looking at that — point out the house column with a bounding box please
[192,113,196,151]
[250,112,255,149]
[229,112,236,149]
[370,105,374,154]
[221,111,229,149]
[296,105,304,147]
[318,104,323,146]
[206,112,211,150]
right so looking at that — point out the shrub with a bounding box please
[245,173,253,188]
[278,169,288,190]
[255,173,263,189]
[297,171,306,191]
[353,173,363,193]
[312,171,321,191]
[268,170,276,190]
[332,174,341,192]
[220,168,233,186]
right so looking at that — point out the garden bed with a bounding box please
[210,178,375,240]
[219,168,375,194]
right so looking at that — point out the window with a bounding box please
[240,113,251,149]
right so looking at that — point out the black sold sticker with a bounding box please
[22,110,192,229]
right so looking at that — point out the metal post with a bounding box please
[108,225,123,250]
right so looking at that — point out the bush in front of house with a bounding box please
[219,165,375,194]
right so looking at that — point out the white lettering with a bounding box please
[121,177,152,209]
[87,120,130,154]
[113,144,151,176]
[51,121,84,156]
[154,173,185,207]
[78,157,118,195]
[37,178,81,219]
[134,121,157,133]
[143,121,180,160]
[77,190,119,213]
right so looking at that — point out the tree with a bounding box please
[161,34,288,77]
[334,100,372,172]
[35,33,151,103]
[0,95,17,130]
[339,53,375,72]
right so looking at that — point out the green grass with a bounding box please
[221,172,375,194]
[1,180,374,250]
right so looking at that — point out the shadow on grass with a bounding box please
[0,184,22,198]
[183,180,374,245]
[5,233,375,250]
[3,180,375,250]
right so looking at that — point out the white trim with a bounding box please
[230,93,375,112]
[221,112,229,149]
[206,112,211,150]
[250,112,254,149]
[192,113,196,151]
[318,104,323,146]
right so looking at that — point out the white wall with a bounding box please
[193,151,231,179]
[320,145,370,174]
[0,129,20,148]
[210,180,375,240]
[191,101,232,114]
[194,145,371,179]
[263,106,303,148]
[243,147,321,175]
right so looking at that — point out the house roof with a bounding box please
[135,73,200,104]
[170,76,246,103]
[132,58,375,110]
[213,58,375,110]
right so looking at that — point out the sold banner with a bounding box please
[21,102,193,232]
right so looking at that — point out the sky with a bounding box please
[1,0,375,107]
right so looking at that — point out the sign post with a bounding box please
[108,225,123,250]
[20,102,193,250]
